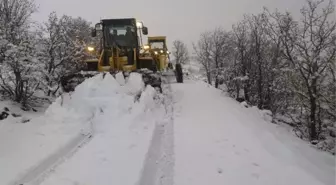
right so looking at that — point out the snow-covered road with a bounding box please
[35,73,168,185]
[37,75,176,185]
[172,80,335,185]
[0,73,169,185]
[1,75,334,185]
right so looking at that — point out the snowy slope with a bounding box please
[172,80,335,185]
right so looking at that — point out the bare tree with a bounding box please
[273,0,336,141]
[231,19,252,102]
[209,28,232,88]
[324,38,336,121]
[193,31,213,84]
[247,14,266,108]
[172,39,189,65]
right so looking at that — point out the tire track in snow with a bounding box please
[13,111,97,185]
[138,78,175,185]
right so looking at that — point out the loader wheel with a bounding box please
[175,63,183,83]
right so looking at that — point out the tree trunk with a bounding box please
[257,62,263,109]
[207,72,212,85]
[241,60,249,102]
[14,70,22,103]
[309,78,318,141]
[309,96,317,141]
[244,82,250,102]
[236,82,240,99]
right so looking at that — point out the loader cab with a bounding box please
[90,18,149,72]
[147,36,170,71]
[91,19,148,49]
[148,36,167,53]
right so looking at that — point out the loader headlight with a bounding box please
[87,46,94,52]
[154,51,158,55]
[143,45,150,50]
[160,50,164,53]
[136,21,143,28]
[167,51,170,54]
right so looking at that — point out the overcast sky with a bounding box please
[31,0,308,51]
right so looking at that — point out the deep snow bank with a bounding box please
[38,73,166,185]
[44,72,151,131]
[0,72,164,185]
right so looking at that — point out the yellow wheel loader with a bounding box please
[61,18,164,92]
[144,36,179,82]
[147,36,170,71]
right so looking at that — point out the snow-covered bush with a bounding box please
[0,0,42,108]
[0,39,42,106]
[37,12,90,96]
[0,0,93,108]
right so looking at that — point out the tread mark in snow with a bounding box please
[13,111,97,185]
[138,78,175,185]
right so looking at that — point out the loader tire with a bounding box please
[175,63,183,83]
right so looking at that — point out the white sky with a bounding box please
[31,0,308,52]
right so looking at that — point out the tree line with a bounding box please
[171,0,335,153]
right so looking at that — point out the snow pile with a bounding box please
[0,72,164,185]
[124,72,145,95]
[115,72,126,85]
[133,85,157,112]
[43,73,122,132]
[38,72,165,185]
[45,72,145,125]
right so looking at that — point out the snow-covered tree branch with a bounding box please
[37,12,89,96]
[0,0,41,108]
[172,39,189,65]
